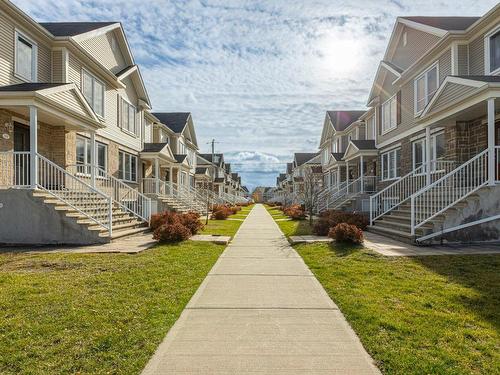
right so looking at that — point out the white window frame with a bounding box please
[381,94,397,135]
[75,135,107,176]
[485,24,500,75]
[81,69,105,118]
[118,150,138,183]
[120,97,137,136]
[412,131,446,173]
[14,30,37,82]
[413,62,439,116]
[381,148,400,181]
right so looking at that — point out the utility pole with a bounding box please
[205,138,218,224]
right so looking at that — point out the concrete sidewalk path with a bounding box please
[142,204,380,374]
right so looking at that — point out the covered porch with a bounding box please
[343,140,378,194]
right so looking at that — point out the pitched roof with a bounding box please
[115,65,135,77]
[195,167,209,174]
[326,110,365,131]
[225,163,231,173]
[39,22,118,37]
[331,152,345,161]
[173,154,187,163]
[401,16,479,31]
[294,152,319,167]
[214,177,225,183]
[199,153,224,166]
[141,143,167,153]
[0,83,66,91]
[231,173,239,180]
[286,162,293,174]
[152,112,190,133]
[453,75,500,83]
[351,140,377,150]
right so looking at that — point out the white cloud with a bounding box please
[12,0,498,189]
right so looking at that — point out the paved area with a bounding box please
[0,232,156,254]
[364,231,500,256]
[290,235,333,244]
[190,234,231,245]
[142,204,380,375]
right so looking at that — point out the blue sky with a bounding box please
[15,0,498,190]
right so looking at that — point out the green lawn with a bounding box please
[0,208,251,374]
[295,243,500,374]
[264,205,314,237]
[200,204,254,236]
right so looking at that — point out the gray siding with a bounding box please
[51,50,63,83]
[438,48,451,83]
[469,34,485,75]
[391,26,440,70]
[458,44,469,75]
[429,83,477,114]
[78,31,127,74]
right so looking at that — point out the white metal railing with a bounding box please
[369,160,456,225]
[67,164,151,222]
[0,151,31,188]
[37,154,113,235]
[410,150,489,236]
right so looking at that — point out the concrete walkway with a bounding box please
[142,204,380,374]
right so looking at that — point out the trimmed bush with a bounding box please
[180,212,204,235]
[328,223,364,244]
[283,204,306,220]
[313,210,369,235]
[153,223,192,242]
[212,208,230,220]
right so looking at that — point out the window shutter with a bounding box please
[396,90,402,125]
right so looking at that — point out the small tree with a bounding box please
[302,166,323,225]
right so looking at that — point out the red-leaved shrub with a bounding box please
[180,211,204,235]
[328,223,364,244]
[153,222,192,242]
[283,204,306,220]
[313,210,369,235]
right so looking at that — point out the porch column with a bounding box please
[177,168,181,186]
[488,98,495,186]
[346,161,349,193]
[360,155,364,194]
[90,131,96,188]
[29,106,37,189]
[169,166,173,182]
[425,126,431,185]
[154,158,159,194]
[337,167,341,190]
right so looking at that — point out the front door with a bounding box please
[13,123,30,186]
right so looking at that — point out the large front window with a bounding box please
[82,70,105,117]
[76,136,107,175]
[119,151,137,182]
[15,32,37,82]
[414,64,438,114]
[381,95,397,134]
[412,131,446,172]
[381,148,400,181]
[488,29,500,74]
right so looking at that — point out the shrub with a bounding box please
[149,211,179,231]
[153,222,192,242]
[328,223,363,244]
[229,206,241,214]
[180,212,204,235]
[283,204,306,220]
[313,210,369,235]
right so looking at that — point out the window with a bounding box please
[119,151,137,182]
[381,148,400,181]
[487,28,500,74]
[82,70,105,117]
[402,31,407,47]
[381,95,397,133]
[412,131,446,172]
[414,63,438,114]
[120,98,137,135]
[15,32,37,82]
[76,136,107,175]
[178,141,186,154]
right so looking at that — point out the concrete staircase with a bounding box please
[369,192,476,244]
[159,195,207,214]
[33,190,148,241]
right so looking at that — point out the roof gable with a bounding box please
[326,111,365,132]
[153,112,190,133]
[40,22,118,37]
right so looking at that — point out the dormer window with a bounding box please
[15,31,37,82]
[414,63,438,115]
[486,27,500,74]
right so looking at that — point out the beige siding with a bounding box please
[78,31,127,74]
[469,34,485,75]
[45,90,90,118]
[67,53,82,89]
[0,12,50,85]
[391,26,440,70]
[51,50,63,83]
[458,44,469,75]
[429,83,478,114]
[438,49,451,83]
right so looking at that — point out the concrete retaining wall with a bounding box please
[0,189,107,246]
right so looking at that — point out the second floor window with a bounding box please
[414,64,438,114]
[488,29,500,74]
[120,98,137,136]
[15,32,37,82]
[382,94,397,134]
[178,141,186,154]
[82,70,104,117]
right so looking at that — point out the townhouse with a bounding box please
[274,4,500,244]
[0,1,246,245]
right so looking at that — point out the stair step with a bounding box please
[368,225,415,244]
[89,220,143,232]
[108,226,150,240]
